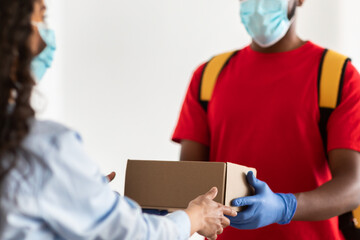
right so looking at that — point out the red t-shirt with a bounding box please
[172,41,360,240]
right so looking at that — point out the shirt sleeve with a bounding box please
[172,63,211,146]
[37,130,191,240]
[327,61,360,152]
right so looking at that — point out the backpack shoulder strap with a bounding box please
[317,50,360,232]
[318,49,350,109]
[199,50,239,111]
[318,49,351,154]
[354,206,360,229]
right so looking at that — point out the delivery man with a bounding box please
[172,0,360,239]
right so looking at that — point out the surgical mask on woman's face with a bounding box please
[240,0,296,48]
[31,22,56,82]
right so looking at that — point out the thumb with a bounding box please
[231,196,257,207]
[205,187,218,200]
[246,171,264,192]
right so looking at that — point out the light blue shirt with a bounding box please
[1,120,191,240]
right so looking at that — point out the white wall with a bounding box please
[340,0,360,69]
[36,0,359,239]
[40,0,251,194]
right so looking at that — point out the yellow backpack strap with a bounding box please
[354,206,360,229]
[318,49,350,109]
[199,50,239,111]
[318,50,360,233]
[318,49,350,155]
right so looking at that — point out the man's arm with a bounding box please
[228,149,360,229]
[180,140,210,162]
[181,141,360,219]
[182,142,360,222]
[293,149,360,221]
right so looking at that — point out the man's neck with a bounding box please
[250,25,306,54]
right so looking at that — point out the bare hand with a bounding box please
[185,187,237,239]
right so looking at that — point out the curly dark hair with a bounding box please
[0,0,36,185]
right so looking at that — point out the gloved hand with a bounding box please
[142,209,169,216]
[227,171,297,229]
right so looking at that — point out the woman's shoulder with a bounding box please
[29,119,74,135]
[22,119,82,154]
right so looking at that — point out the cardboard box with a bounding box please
[124,160,256,211]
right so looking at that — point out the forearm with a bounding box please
[184,208,201,236]
[113,197,191,240]
[180,140,209,161]
[293,171,360,221]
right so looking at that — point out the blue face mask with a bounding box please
[240,0,295,48]
[31,23,56,82]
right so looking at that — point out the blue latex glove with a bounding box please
[142,209,169,216]
[227,171,297,229]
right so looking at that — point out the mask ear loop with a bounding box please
[31,21,50,31]
[31,21,41,30]
[288,0,298,22]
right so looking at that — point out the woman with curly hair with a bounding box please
[0,1,236,239]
